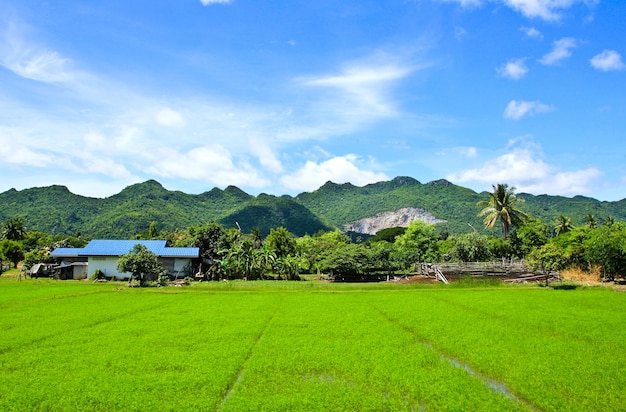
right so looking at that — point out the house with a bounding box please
[50,240,199,280]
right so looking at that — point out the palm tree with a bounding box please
[255,245,276,280]
[477,183,528,238]
[2,217,26,241]
[554,215,574,235]
[603,216,615,227]
[584,213,597,229]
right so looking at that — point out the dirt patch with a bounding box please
[560,268,626,291]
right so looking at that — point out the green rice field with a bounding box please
[1,278,625,411]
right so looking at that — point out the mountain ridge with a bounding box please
[1,177,624,238]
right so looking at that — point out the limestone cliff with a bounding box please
[343,207,446,235]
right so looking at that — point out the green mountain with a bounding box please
[294,177,487,235]
[0,177,624,239]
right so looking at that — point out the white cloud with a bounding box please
[539,37,577,66]
[77,154,133,180]
[502,0,590,21]
[520,26,543,40]
[590,50,626,72]
[249,136,283,174]
[300,61,414,117]
[497,58,528,80]
[0,20,87,85]
[292,55,424,139]
[504,100,554,120]
[200,0,232,5]
[144,145,270,188]
[280,155,389,192]
[437,0,594,21]
[462,147,478,158]
[155,108,186,127]
[0,127,56,167]
[447,140,602,196]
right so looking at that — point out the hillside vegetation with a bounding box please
[1,176,624,238]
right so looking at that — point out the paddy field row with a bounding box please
[0,279,624,411]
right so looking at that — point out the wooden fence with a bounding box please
[418,261,560,284]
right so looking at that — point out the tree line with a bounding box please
[2,183,625,282]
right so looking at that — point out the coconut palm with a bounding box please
[2,217,26,241]
[477,183,528,238]
[554,215,574,236]
[584,213,597,229]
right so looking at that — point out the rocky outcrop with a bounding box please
[343,207,446,235]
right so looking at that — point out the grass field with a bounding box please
[1,277,625,411]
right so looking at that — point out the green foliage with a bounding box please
[448,232,492,262]
[116,244,165,286]
[219,194,331,237]
[394,220,440,267]
[265,227,297,259]
[316,243,369,278]
[0,240,24,268]
[478,183,528,237]
[23,248,52,270]
[2,217,26,241]
[527,242,570,272]
[584,223,626,281]
[367,226,406,243]
[192,221,229,262]
[554,215,574,235]
[508,219,551,258]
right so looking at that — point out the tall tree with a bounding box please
[265,227,297,259]
[477,184,528,238]
[554,215,574,236]
[117,244,164,287]
[0,240,24,268]
[393,220,440,267]
[2,217,26,241]
[584,214,597,229]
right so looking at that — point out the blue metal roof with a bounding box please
[51,247,82,258]
[51,240,199,258]
[82,240,167,256]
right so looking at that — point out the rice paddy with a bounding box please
[1,278,624,411]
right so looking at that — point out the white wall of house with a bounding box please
[87,256,193,279]
[88,256,130,279]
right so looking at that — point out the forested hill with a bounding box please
[1,177,624,239]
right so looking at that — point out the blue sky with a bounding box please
[1,0,624,201]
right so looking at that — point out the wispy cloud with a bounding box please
[294,54,424,138]
[447,138,602,196]
[1,23,409,196]
[200,0,232,5]
[504,100,554,120]
[0,20,87,85]
[436,0,594,21]
[497,58,528,80]
[300,61,415,116]
[539,37,577,66]
[590,50,626,72]
[502,0,592,21]
[520,26,543,40]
